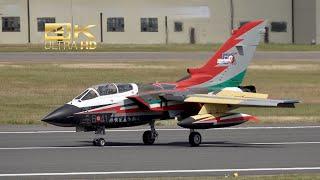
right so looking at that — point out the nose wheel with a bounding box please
[93,126,106,147]
[189,130,202,147]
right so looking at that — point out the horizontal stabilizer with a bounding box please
[277,100,300,108]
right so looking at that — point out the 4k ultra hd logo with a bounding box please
[44,23,97,50]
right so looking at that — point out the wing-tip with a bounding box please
[277,100,300,108]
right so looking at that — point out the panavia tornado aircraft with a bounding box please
[42,19,299,146]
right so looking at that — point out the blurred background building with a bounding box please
[0,0,319,44]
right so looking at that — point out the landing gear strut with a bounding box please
[93,126,106,147]
[189,129,201,147]
[143,121,158,145]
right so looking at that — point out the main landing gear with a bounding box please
[93,126,106,147]
[91,125,202,147]
[189,129,202,147]
[143,121,158,145]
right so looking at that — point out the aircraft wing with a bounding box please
[127,95,150,109]
[159,93,186,102]
[184,94,299,108]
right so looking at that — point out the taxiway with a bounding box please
[0,125,319,179]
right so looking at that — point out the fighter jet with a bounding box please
[42,20,299,147]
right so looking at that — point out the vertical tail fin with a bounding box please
[177,19,266,89]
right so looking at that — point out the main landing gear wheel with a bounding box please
[143,120,158,145]
[143,130,156,145]
[93,138,106,146]
[189,131,202,147]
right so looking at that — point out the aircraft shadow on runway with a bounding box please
[71,141,281,148]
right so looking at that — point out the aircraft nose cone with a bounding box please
[42,104,81,127]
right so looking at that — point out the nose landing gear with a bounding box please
[93,126,106,147]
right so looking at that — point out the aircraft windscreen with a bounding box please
[81,90,98,101]
[75,89,89,99]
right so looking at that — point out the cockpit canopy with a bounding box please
[73,82,176,102]
[74,83,134,101]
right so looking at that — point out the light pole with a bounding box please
[70,0,74,42]
[27,0,30,43]
[230,0,234,34]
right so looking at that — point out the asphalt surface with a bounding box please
[0,51,319,62]
[0,125,319,179]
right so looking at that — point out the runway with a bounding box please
[0,125,319,179]
[0,51,320,62]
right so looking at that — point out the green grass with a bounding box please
[0,59,319,124]
[0,43,320,52]
[258,43,320,51]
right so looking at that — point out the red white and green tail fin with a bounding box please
[176,19,266,90]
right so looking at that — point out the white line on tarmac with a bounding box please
[0,125,320,134]
[0,167,320,177]
[0,130,74,134]
[0,146,93,150]
[250,141,320,145]
[0,146,134,150]
[203,141,320,145]
[1,141,320,150]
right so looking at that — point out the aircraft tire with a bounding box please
[143,130,155,145]
[96,138,106,146]
[189,132,201,147]
[93,139,97,146]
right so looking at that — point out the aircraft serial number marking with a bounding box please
[79,114,143,125]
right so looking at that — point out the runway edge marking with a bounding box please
[0,126,320,134]
[0,167,320,177]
